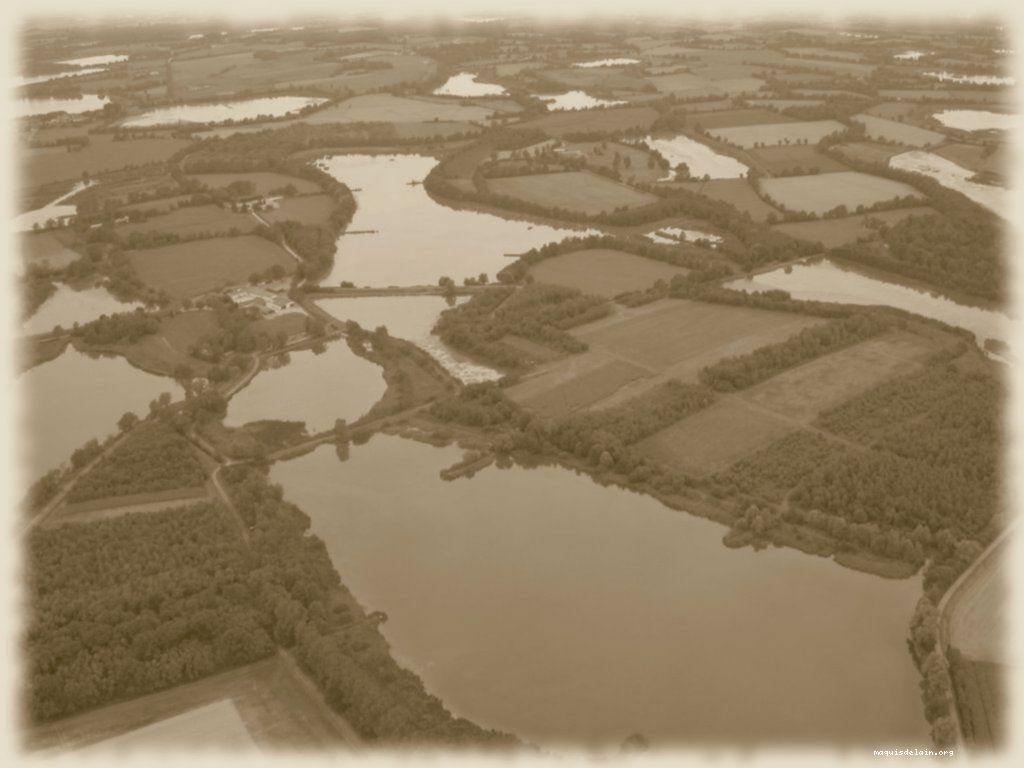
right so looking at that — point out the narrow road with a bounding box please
[250,210,302,263]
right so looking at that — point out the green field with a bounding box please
[677,178,781,222]
[851,114,946,148]
[487,171,659,215]
[262,194,337,226]
[707,119,845,149]
[188,172,321,195]
[117,204,256,239]
[302,93,495,123]
[770,206,937,247]
[127,235,294,298]
[529,248,688,297]
[20,232,79,270]
[747,145,849,175]
[21,134,192,189]
[686,108,800,129]
[519,106,660,138]
[759,171,923,215]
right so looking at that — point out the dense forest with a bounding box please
[66,421,207,503]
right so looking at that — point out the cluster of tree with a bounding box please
[71,308,161,345]
[66,420,207,503]
[25,503,274,722]
[429,382,526,429]
[22,265,58,321]
[699,313,892,391]
[217,465,517,744]
[669,275,854,318]
[433,284,610,372]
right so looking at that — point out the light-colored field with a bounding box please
[934,142,1010,180]
[127,235,294,298]
[739,332,937,422]
[261,194,336,226]
[707,119,845,149]
[851,114,946,148]
[759,171,923,215]
[511,358,650,418]
[117,204,255,239]
[636,398,796,476]
[21,134,192,188]
[26,653,356,753]
[832,141,905,165]
[301,93,495,123]
[529,249,688,297]
[950,542,1008,664]
[770,206,937,247]
[188,172,321,195]
[487,171,659,215]
[677,178,781,222]
[747,145,849,175]
[520,106,660,137]
[20,232,79,269]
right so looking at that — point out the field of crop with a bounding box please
[645,73,721,97]
[739,332,938,422]
[188,172,321,195]
[677,178,781,222]
[686,108,799,129]
[302,93,495,124]
[831,141,905,165]
[168,49,339,99]
[952,658,1005,748]
[127,235,294,298]
[851,114,946,148]
[934,142,1010,180]
[770,206,937,247]
[117,204,256,239]
[529,248,688,297]
[747,145,849,175]
[707,119,845,148]
[636,398,796,476]
[119,194,197,215]
[261,194,336,226]
[21,134,192,188]
[519,106,660,137]
[25,654,354,752]
[759,171,923,215]
[487,171,659,215]
[542,66,648,92]
[511,358,650,418]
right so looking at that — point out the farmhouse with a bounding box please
[226,286,295,316]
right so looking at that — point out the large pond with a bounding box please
[316,154,586,287]
[537,91,627,111]
[727,259,1012,352]
[23,284,142,336]
[893,50,928,60]
[433,73,507,97]
[890,150,1008,218]
[316,296,502,383]
[21,347,180,478]
[923,71,1015,86]
[270,435,929,748]
[931,109,1017,132]
[122,96,327,128]
[58,54,128,67]
[640,135,748,180]
[224,338,385,433]
[16,94,109,118]
[13,180,95,233]
[574,58,640,68]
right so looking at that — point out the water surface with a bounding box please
[58,54,128,67]
[13,180,95,233]
[645,226,723,248]
[537,91,627,111]
[890,150,1008,218]
[574,58,640,68]
[16,95,109,119]
[931,109,1016,132]
[316,296,502,383]
[316,154,586,287]
[23,284,142,336]
[433,73,507,97]
[641,135,748,180]
[224,338,385,432]
[122,96,327,127]
[728,259,1012,351]
[923,71,1015,86]
[270,435,929,748]
[21,347,179,478]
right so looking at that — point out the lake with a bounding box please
[58,54,128,67]
[574,58,640,68]
[645,226,722,248]
[727,259,1012,352]
[893,50,927,60]
[537,91,627,111]
[122,96,327,127]
[315,296,502,383]
[433,73,507,97]
[923,71,1015,86]
[315,154,587,287]
[890,150,1008,218]
[23,284,142,336]
[13,180,95,233]
[16,95,109,118]
[931,109,1016,132]
[224,338,386,433]
[270,435,929,748]
[20,347,179,478]
[641,135,748,180]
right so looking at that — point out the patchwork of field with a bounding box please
[747,145,849,175]
[116,204,256,239]
[127,235,294,298]
[507,300,823,418]
[261,194,336,226]
[188,172,321,195]
[707,119,845,148]
[851,114,946,147]
[487,171,658,215]
[770,206,937,247]
[22,134,192,188]
[677,178,780,222]
[519,106,660,137]
[759,171,923,215]
[26,654,354,753]
[528,249,688,298]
